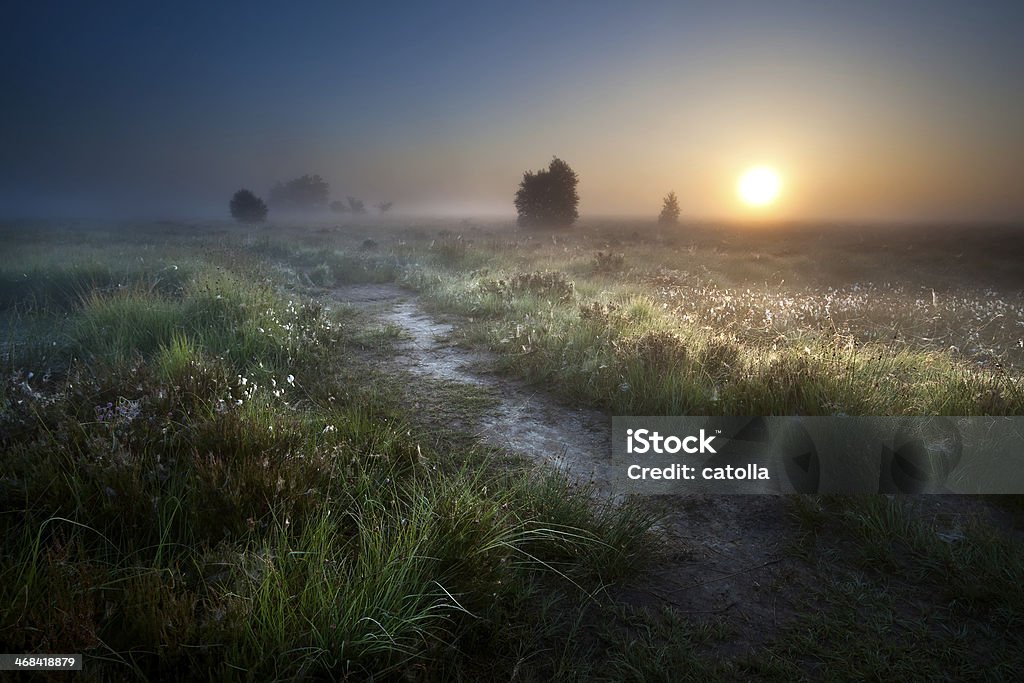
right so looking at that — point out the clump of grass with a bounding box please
[250,239,400,285]
[324,251,400,283]
[430,233,470,265]
[67,267,334,375]
[579,300,620,325]
[592,251,625,273]
[0,259,192,312]
[154,332,201,383]
[73,286,183,364]
[618,329,690,367]
[697,336,742,383]
[479,271,576,305]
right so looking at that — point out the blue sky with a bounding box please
[2,1,1022,219]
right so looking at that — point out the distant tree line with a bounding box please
[330,197,366,214]
[232,161,684,227]
[269,174,329,211]
[511,157,687,228]
[228,174,393,224]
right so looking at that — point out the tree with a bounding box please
[376,201,393,214]
[659,191,680,225]
[347,197,366,214]
[229,189,268,224]
[514,156,580,228]
[269,174,329,211]
[330,200,349,213]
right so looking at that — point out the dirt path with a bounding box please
[328,283,1022,654]
[329,283,804,649]
[332,283,617,489]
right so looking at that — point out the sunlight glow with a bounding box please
[737,166,783,207]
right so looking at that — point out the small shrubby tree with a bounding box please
[514,156,580,228]
[330,200,349,213]
[659,191,680,225]
[229,189,268,223]
[376,201,393,214]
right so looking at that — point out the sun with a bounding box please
[737,166,782,207]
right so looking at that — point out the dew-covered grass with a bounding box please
[0,223,656,679]
[362,221,1024,417]
[3,218,1023,679]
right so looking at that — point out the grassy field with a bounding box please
[2,218,1023,680]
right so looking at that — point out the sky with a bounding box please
[2,0,1023,221]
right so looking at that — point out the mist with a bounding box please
[4,1,1024,224]
[4,3,1024,677]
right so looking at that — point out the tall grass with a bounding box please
[7,221,1022,679]
[1,240,655,679]
[0,242,193,312]
[404,262,1023,416]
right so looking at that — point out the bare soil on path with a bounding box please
[327,282,1022,661]
[330,283,807,650]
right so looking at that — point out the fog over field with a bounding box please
[2,1,1023,680]
[4,2,1024,222]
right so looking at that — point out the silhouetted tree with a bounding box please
[347,197,366,214]
[514,157,579,228]
[229,189,268,224]
[659,191,680,225]
[330,200,349,213]
[269,174,329,211]
[376,201,393,214]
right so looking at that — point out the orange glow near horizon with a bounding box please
[737,166,783,208]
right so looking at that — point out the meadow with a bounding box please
[2,218,1023,680]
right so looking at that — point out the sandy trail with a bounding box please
[328,283,1007,644]
[327,282,1014,652]
[332,283,617,489]
[329,282,800,645]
